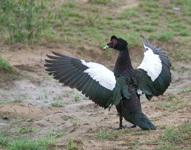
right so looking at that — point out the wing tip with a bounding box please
[52,51,59,56]
[140,35,145,39]
[46,51,62,58]
[140,35,147,46]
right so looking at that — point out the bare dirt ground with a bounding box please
[1,40,191,149]
[0,0,191,149]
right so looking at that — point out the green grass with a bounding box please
[95,129,121,141]
[172,49,191,63]
[0,136,10,148]
[0,0,190,48]
[160,126,183,144]
[156,94,188,111]
[0,56,12,72]
[117,8,138,19]
[88,0,111,4]
[149,32,174,41]
[0,0,191,63]
[179,30,190,36]
[50,101,66,107]
[0,0,52,43]
[156,121,191,149]
[65,138,83,150]
[150,20,160,26]
[0,119,57,149]
[134,25,155,32]
[0,135,56,150]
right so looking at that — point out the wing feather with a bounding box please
[136,36,171,99]
[45,52,116,108]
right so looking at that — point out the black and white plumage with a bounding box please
[45,35,171,130]
[136,36,171,100]
[45,53,116,108]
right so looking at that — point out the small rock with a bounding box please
[172,7,180,11]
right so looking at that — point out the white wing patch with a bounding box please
[81,60,116,90]
[137,48,162,81]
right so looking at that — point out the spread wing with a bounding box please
[136,36,171,100]
[45,52,116,108]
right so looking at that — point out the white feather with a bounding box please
[81,60,116,90]
[137,89,143,95]
[137,48,162,81]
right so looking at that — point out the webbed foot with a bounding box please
[109,126,122,130]
[109,124,136,130]
[123,124,136,128]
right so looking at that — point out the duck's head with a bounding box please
[103,35,128,51]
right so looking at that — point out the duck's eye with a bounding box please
[111,39,117,47]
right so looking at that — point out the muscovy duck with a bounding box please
[45,35,171,130]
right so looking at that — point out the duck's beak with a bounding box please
[103,45,110,50]
[103,41,113,50]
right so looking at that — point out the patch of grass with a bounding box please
[0,56,12,72]
[53,94,63,100]
[0,135,56,150]
[156,32,174,41]
[150,20,160,26]
[50,101,66,107]
[134,25,155,32]
[46,129,64,138]
[166,3,176,9]
[166,10,176,15]
[117,8,138,19]
[61,115,73,121]
[73,90,86,102]
[67,138,77,150]
[156,100,186,111]
[126,31,142,47]
[85,13,99,27]
[140,2,161,14]
[112,21,132,29]
[179,30,190,36]
[0,0,53,43]
[178,88,191,94]
[164,93,176,101]
[18,126,38,134]
[0,135,10,147]
[168,18,181,23]
[88,0,111,4]
[62,1,76,8]
[172,49,191,63]
[160,126,183,144]
[140,1,159,8]
[168,23,187,32]
[183,5,191,16]
[157,121,191,149]
[155,93,189,111]
[95,129,121,141]
[66,138,83,150]
[134,130,147,135]
[156,144,174,150]
[185,17,191,25]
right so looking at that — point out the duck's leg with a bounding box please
[110,114,136,130]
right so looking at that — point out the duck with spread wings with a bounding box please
[45,35,171,130]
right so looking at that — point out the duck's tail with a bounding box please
[126,111,156,130]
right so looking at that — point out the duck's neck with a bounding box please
[113,47,133,75]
